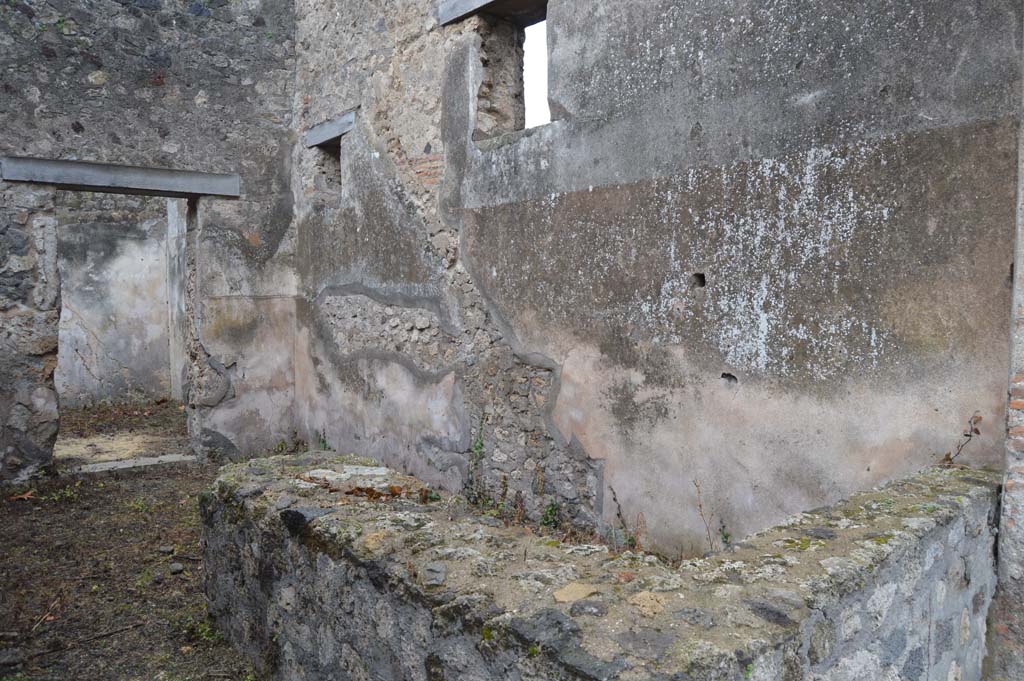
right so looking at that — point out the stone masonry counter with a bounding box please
[201,454,1000,680]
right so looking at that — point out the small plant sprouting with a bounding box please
[482,503,505,519]
[43,481,81,503]
[528,645,540,658]
[694,479,719,553]
[316,429,333,452]
[467,414,487,505]
[273,432,308,453]
[127,497,155,514]
[470,415,485,464]
[513,490,525,525]
[939,411,983,465]
[186,617,223,644]
[719,520,732,547]
[196,622,220,643]
[607,485,642,552]
[745,663,754,679]
[540,501,561,530]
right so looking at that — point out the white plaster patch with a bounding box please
[303,466,392,484]
[904,517,936,532]
[865,583,897,625]
[815,650,882,681]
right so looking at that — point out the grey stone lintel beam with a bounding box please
[304,109,357,148]
[438,0,546,27]
[0,156,240,199]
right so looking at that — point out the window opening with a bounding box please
[523,20,550,129]
[455,1,549,142]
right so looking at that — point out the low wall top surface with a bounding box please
[204,453,1001,681]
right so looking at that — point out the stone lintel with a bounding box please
[303,110,357,148]
[0,157,240,199]
[438,0,546,27]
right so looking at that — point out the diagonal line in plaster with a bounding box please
[60,302,133,380]
[72,348,103,384]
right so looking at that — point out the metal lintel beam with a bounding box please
[439,0,546,27]
[304,110,357,149]
[0,156,240,199]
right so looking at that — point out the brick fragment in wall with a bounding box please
[405,154,445,188]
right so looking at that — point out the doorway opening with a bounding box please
[52,191,189,471]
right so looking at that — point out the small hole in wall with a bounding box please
[690,273,706,288]
[720,372,738,386]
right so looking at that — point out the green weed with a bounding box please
[43,481,81,503]
[127,497,155,514]
[540,501,561,530]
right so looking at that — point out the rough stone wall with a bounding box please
[0,0,298,469]
[288,0,1021,557]
[202,454,1001,681]
[55,192,173,407]
[290,2,599,527]
[0,182,59,481]
[987,8,1024,675]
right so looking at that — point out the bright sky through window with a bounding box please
[523,21,550,128]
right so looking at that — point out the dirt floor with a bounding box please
[0,464,257,681]
[54,401,190,469]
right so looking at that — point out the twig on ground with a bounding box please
[78,622,145,645]
[29,596,61,635]
[69,573,110,582]
[27,622,146,659]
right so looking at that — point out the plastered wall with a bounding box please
[55,193,173,408]
[290,0,1020,556]
[2,0,1020,560]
